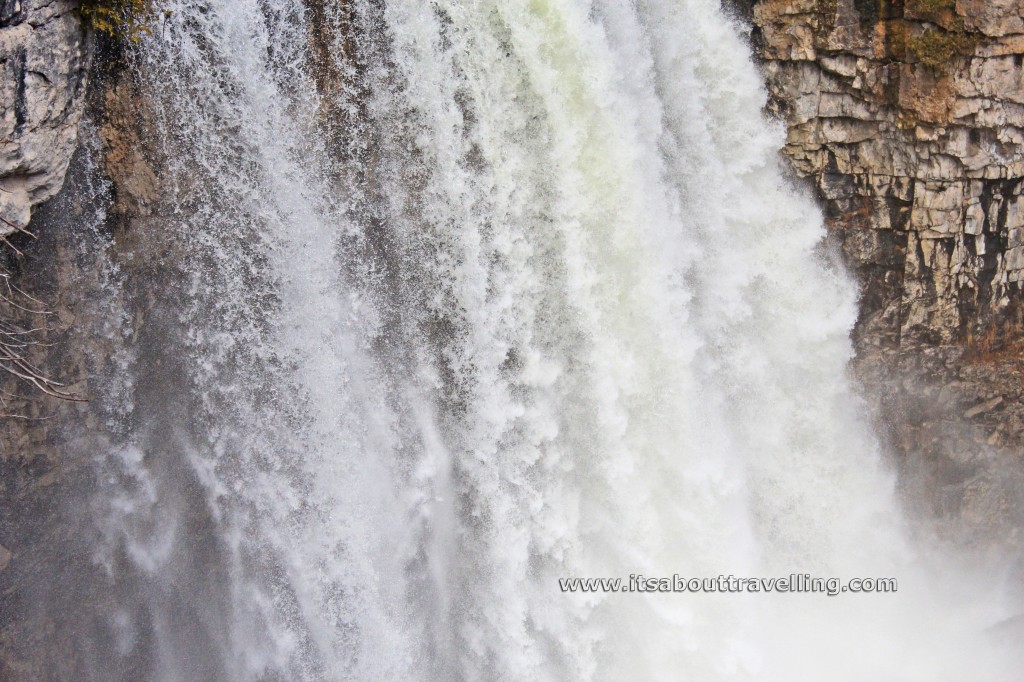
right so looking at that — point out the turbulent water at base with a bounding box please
[54,0,1022,680]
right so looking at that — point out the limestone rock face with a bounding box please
[747,0,1024,550]
[753,0,1024,351]
[0,0,89,235]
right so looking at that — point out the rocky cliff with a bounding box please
[0,0,89,234]
[1,0,1022,623]
[0,1,1021,676]
[744,0,1024,550]
[0,3,93,673]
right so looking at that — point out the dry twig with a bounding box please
[0,246,87,418]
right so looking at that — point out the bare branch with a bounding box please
[0,261,88,414]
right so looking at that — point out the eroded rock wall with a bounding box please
[754,0,1024,349]
[748,0,1024,550]
[0,0,89,234]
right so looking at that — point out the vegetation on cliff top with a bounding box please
[79,0,166,42]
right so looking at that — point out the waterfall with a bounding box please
[54,0,1019,679]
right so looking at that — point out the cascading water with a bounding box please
[45,0,1022,679]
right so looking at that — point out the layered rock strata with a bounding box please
[747,0,1024,550]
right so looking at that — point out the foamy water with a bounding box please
[59,0,1023,679]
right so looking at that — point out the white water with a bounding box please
[76,0,1021,679]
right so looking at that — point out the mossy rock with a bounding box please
[79,0,166,42]
[908,27,978,69]
[906,0,956,17]
[905,0,965,31]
